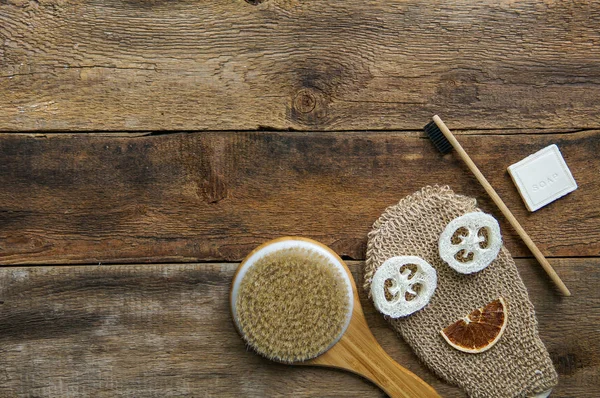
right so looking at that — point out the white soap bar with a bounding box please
[507,144,577,212]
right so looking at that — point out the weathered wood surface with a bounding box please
[0,258,597,397]
[1,130,597,265]
[1,0,600,131]
[2,1,599,396]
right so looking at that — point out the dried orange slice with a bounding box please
[441,297,507,354]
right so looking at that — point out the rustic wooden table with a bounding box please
[1,1,599,397]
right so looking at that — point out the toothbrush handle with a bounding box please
[432,115,571,296]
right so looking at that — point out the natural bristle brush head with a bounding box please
[230,237,354,363]
[424,120,453,154]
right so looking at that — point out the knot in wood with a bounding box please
[293,90,317,114]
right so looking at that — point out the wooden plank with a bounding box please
[1,130,598,265]
[0,258,597,397]
[1,1,599,131]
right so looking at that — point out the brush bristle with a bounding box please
[424,120,453,154]
[235,247,350,363]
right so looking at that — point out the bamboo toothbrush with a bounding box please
[230,237,441,397]
[424,115,571,296]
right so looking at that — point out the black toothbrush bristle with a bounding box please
[424,120,453,154]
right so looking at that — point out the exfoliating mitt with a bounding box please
[364,185,558,398]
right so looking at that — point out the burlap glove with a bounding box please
[364,185,557,397]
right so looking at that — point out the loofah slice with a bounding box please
[371,256,437,318]
[438,212,502,274]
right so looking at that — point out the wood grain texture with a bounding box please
[0,258,597,397]
[1,0,600,131]
[0,130,598,266]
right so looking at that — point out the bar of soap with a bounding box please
[507,144,577,212]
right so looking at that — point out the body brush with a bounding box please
[230,237,440,397]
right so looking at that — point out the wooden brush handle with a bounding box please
[343,334,441,398]
[308,302,441,397]
[432,115,571,296]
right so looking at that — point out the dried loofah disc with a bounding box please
[234,246,351,363]
[371,256,437,318]
[438,212,502,274]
